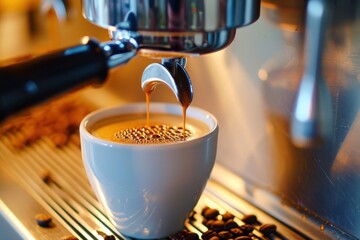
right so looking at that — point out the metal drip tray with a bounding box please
[0,133,309,239]
[0,96,312,240]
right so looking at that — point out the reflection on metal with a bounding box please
[291,0,333,147]
[85,0,260,56]
[41,0,69,21]
[259,0,360,237]
[82,0,260,31]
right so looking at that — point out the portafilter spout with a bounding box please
[141,58,193,109]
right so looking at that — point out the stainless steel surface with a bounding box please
[291,0,332,147]
[82,0,260,32]
[141,58,193,108]
[85,0,260,56]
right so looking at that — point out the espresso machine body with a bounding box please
[1,0,360,239]
[194,0,360,237]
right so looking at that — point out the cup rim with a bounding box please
[80,102,218,148]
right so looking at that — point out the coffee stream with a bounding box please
[145,91,188,136]
[96,90,192,144]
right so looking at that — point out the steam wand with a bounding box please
[291,0,333,148]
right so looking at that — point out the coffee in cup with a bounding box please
[90,112,209,144]
[80,103,218,239]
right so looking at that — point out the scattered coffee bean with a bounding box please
[218,230,233,239]
[260,223,277,236]
[239,225,254,235]
[202,230,218,240]
[177,206,279,240]
[170,230,200,240]
[208,237,220,240]
[185,231,200,240]
[209,220,225,231]
[50,132,69,147]
[224,219,238,230]
[41,171,52,184]
[234,236,252,240]
[96,230,116,240]
[202,207,219,220]
[241,214,258,225]
[230,227,244,237]
[222,212,235,222]
[201,206,210,215]
[104,235,116,240]
[0,95,92,149]
[204,219,215,228]
[35,213,52,228]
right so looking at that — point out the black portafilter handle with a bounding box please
[0,37,138,121]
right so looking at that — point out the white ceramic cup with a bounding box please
[79,103,218,239]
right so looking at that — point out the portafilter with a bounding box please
[0,0,260,120]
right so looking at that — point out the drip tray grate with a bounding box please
[0,133,310,240]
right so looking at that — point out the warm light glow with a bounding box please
[258,68,268,81]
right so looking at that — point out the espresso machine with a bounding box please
[1,0,360,239]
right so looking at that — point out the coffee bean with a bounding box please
[96,230,116,240]
[202,230,217,240]
[196,207,278,240]
[209,220,225,232]
[201,206,210,215]
[104,235,116,240]
[203,208,219,220]
[0,95,92,149]
[260,223,277,235]
[224,219,238,230]
[69,134,81,147]
[222,212,235,222]
[35,213,52,228]
[234,236,252,240]
[209,237,220,240]
[239,225,254,235]
[230,228,244,237]
[218,231,233,239]
[204,219,215,228]
[41,171,52,184]
[241,214,257,225]
[184,231,200,240]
